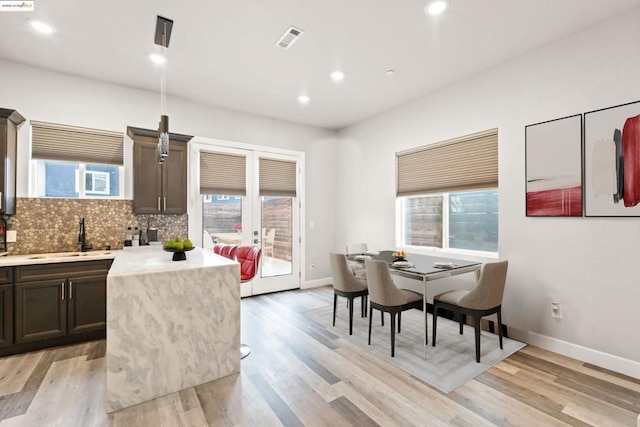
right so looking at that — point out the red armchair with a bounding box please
[214,243,238,261]
[221,244,238,260]
[236,245,262,282]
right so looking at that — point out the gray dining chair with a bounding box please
[365,259,423,357]
[346,243,368,254]
[329,253,368,335]
[432,260,508,363]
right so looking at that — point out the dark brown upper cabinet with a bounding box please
[0,108,25,215]
[127,126,193,214]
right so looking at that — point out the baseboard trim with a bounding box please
[508,328,640,380]
[302,277,332,289]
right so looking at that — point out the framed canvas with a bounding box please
[525,114,583,217]
[584,100,640,216]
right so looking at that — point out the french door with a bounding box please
[191,142,302,296]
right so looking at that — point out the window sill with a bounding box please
[402,245,499,262]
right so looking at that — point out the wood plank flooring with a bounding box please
[0,286,638,426]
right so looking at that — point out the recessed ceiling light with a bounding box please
[425,0,449,15]
[29,20,55,34]
[386,69,395,75]
[330,70,346,82]
[148,53,167,64]
[297,95,310,104]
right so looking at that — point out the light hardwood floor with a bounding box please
[0,286,638,426]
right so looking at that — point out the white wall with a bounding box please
[336,8,640,377]
[0,60,337,281]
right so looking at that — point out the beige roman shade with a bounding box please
[396,128,498,197]
[31,121,124,165]
[259,157,297,197]
[199,150,247,196]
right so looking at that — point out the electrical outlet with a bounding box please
[551,301,562,319]
[309,263,316,271]
[6,230,16,243]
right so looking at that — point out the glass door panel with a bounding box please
[260,196,293,278]
[202,195,243,247]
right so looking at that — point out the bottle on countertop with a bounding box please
[124,226,133,247]
[132,226,140,247]
[140,226,149,246]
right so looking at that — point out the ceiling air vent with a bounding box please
[275,26,305,49]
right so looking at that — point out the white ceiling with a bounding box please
[1,0,639,130]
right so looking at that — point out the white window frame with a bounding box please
[30,159,124,199]
[396,190,499,259]
[85,170,110,195]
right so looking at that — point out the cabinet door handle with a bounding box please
[69,281,73,299]
[157,197,161,211]
[61,281,65,301]
[163,197,167,211]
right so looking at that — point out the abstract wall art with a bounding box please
[584,100,640,216]
[525,114,583,217]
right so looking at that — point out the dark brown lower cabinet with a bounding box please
[68,274,106,334]
[15,279,67,343]
[0,284,12,347]
[8,260,112,354]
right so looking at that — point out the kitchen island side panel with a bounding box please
[106,247,240,413]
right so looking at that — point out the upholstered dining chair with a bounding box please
[329,253,368,335]
[345,242,368,276]
[236,245,262,359]
[346,243,368,255]
[365,259,423,357]
[432,260,509,363]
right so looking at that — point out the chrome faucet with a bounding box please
[78,217,87,252]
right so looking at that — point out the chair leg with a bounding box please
[398,311,401,333]
[368,306,373,345]
[363,295,368,317]
[332,293,337,327]
[432,304,438,347]
[459,313,465,335]
[381,311,384,326]
[348,296,354,336]
[390,312,396,358]
[497,309,503,350]
[474,315,481,363]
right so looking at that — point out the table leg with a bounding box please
[423,275,428,360]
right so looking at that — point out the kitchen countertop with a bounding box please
[0,249,117,267]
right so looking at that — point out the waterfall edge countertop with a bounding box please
[106,246,240,413]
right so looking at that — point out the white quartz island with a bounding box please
[106,246,240,413]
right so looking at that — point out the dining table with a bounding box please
[348,250,482,358]
[213,232,243,245]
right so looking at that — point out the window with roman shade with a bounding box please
[30,120,124,198]
[259,157,297,197]
[396,128,498,197]
[397,128,499,253]
[199,150,247,196]
[31,120,124,165]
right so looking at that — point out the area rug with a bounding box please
[304,303,526,393]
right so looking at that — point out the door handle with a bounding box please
[61,281,65,301]
[163,197,167,211]
[157,197,161,211]
[69,281,73,299]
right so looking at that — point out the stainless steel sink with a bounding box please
[27,251,112,260]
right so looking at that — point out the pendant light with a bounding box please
[154,16,173,164]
